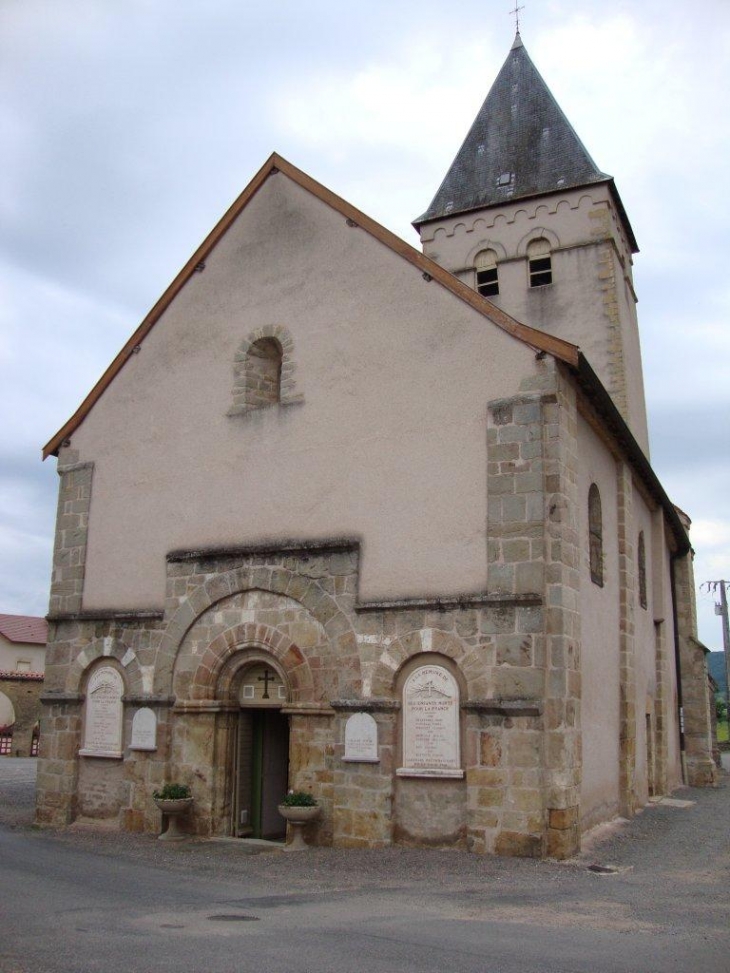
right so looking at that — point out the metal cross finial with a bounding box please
[510,3,525,32]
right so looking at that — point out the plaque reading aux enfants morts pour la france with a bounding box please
[79,666,124,759]
[397,665,463,778]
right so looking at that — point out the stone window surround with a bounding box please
[457,230,560,294]
[526,237,553,288]
[638,530,647,610]
[475,248,500,297]
[588,482,604,587]
[228,324,302,416]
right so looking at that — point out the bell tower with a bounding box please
[414,33,649,455]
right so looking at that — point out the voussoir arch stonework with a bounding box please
[370,628,479,698]
[215,647,292,703]
[159,565,360,697]
[186,625,313,701]
[65,639,144,696]
[228,323,301,415]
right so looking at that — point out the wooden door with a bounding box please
[233,708,289,839]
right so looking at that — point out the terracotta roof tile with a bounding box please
[0,614,48,645]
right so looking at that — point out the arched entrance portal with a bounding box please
[232,662,289,839]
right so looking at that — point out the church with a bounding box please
[36,33,716,857]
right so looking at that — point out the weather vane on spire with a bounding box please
[509,3,525,33]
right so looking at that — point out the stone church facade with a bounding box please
[36,34,716,857]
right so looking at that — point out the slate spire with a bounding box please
[414,34,610,226]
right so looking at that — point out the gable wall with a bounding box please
[0,634,45,673]
[68,175,542,610]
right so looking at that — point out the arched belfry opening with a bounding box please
[230,660,290,840]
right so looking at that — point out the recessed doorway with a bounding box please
[231,662,289,839]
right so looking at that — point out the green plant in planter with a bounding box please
[280,789,318,807]
[153,783,191,801]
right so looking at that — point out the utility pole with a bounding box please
[701,580,730,730]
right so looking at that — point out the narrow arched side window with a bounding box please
[475,248,499,297]
[229,325,301,416]
[527,237,552,288]
[638,531,647,609]
[588,483,603,587]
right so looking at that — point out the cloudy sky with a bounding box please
[1,0,728,647]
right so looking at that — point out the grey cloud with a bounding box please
[1,0,728,650]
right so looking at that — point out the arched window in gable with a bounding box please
[588,483,603,587]
[638,531,647,609]
[475,248,499,297]
[246,337,282,408]
[527,237,553,288]
[228,325,301,416]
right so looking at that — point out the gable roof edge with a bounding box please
[43,153,579,459]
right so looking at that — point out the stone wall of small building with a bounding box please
[0,672,43,757]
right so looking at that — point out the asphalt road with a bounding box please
[1,758,729,973]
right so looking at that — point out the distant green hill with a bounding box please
[708,652,728,695]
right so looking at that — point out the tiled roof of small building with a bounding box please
[0,614,48,645]
[414,33,610,225]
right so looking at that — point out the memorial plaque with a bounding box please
[397,665,463,778]
[79,666,124,758]
[343,712,378,763]
[130,707,157,751]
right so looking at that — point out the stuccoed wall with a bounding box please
[64,174,541,613]
[0,636,46,673]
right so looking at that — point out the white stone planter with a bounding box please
[154,797,193,841]
[278,804,321,851]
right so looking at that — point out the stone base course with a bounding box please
[36,543,559,854]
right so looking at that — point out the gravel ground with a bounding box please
[2,758,729,973]
[2,756,729,897]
